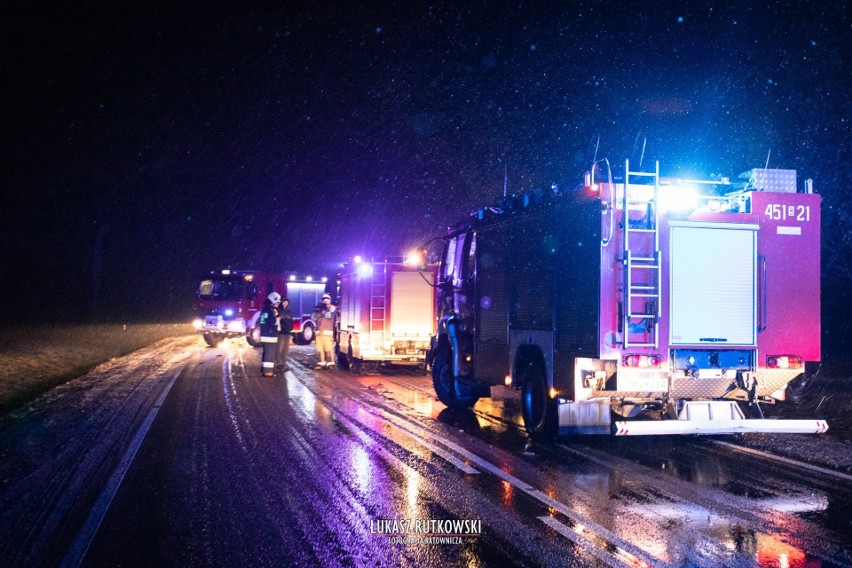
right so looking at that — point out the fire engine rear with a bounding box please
[336,255,437,370]
[430,160,827,438]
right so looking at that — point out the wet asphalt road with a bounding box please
[2,338,850,567]
[82,344,596,568]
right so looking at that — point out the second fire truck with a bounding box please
[336,255,438,370]
[245,276,329,346]
[193,269,288,347]
[429,160,827,438]
[193,270,327,347]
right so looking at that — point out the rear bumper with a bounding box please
[355,351,426,364]
[613,419,829,436]
[557,399,829,436]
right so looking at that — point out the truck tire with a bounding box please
[521,358,557,441]
[431,347,477,409]
[245,326,261,347]
[203,332,224,348]
[301,322,315,344]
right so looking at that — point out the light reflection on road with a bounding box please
[286,373,317,422]
[340,365,843,567]
[622,495,827,567]
[351,444,372,494]
[405,467,420,515]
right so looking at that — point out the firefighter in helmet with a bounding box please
[259,292,281,376]
[312,293,338,369]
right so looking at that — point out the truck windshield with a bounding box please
[198,278,249,301]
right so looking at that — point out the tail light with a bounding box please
[623,354,661,368]
[766,355,803,369]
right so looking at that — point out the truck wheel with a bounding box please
[301,323,315,344]
[521,359,557,441]
[245,326,261,347]
[203,332,224,348]
[431,347,477,409]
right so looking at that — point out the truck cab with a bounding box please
[193,270,288,347]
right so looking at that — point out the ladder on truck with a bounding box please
[369,261,387,348]
[622,159,661,348]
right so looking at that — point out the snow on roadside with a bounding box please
[0,323,195,413]
[0,333,205,565]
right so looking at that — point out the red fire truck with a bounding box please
[193,269,289,347]
[245,276,328,345]
[429,160,827,438]
[336,254,438,370]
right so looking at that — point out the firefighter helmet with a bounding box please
[322,293,331,301]
[268,292,282,303]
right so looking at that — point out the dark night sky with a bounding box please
[1,1,849,359]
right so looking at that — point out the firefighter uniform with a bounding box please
[259,293,281,376]
[312,294,337,368]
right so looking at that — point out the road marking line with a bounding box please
[711,440,852,481]
[373,409,534,485]
[285,361,479,475]
[376,418,480,475]
[60,365,186,568]
[334,409,475,482]
[537,516,633,568]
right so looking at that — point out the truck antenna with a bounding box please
[503,156,508,198]
[630,133,647,168]
[759,149,771,190]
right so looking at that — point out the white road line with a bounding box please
[287,362,478,475]
[537,516,630,568]
[60,365,186,568]
[334,409,475,482]
[369,414,480,475]
[711,440,852,482]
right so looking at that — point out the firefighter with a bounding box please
[259,292,281,377]
[312,293,338,369]
[276,297,293,371]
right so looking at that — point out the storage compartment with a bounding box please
[669,223,757,346]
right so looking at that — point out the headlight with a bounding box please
[192,318,203,330]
